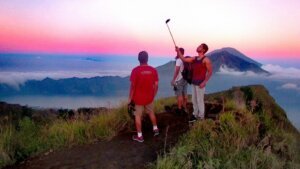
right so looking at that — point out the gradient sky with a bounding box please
[0,0,300,60]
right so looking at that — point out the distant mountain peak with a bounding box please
[207,47,262,67]
[207,47,268,74]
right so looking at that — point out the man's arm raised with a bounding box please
[175,46,194,63]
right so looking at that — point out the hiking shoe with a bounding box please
[132,135,144,143]
[188,115,197,123]
[153,129,159,136]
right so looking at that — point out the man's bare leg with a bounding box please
[177,96,183,109]
[135,115,142,133]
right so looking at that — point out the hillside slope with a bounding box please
[155,85,299,168]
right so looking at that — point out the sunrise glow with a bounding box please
[0,0,300,59]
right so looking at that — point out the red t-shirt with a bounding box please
[130,65,159,105]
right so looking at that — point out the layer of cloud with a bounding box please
[0,70,130,89]
[216,65,259,77]
[280,83,300,91]
[216,64,300,93]
[2,63,300,90]
[262,64,300,79]
[217,64,300,80]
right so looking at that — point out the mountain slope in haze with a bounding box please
[0,76,130,96]
[156,60,174,76]
[0,47,268,96]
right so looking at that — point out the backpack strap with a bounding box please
[200,56,206,62]
[193,56,206,63]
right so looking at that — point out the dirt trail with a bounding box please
[5,112,190,169]
[5,103,222,169]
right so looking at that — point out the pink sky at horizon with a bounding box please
[0,0,300,60]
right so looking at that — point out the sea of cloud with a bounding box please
[216,64,300,92]
[1,63,300,91]
[0,70,131,89]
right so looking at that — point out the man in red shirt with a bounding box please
[176,44,213,122]
[129,51,159,143]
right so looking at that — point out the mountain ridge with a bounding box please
[0,47,269,96]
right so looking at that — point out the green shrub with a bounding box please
[0,105,131,168]
[0,117,47,167]
[14,117,44,161]
[223,147,283,169]
[224,100,237,111]
[257,110,274,133]
[89,110,126,140]
[154,97,176,113]
[45,119,89,148]
[152,110,300,169]
[0,126,16,168]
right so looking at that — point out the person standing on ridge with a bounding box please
[171,47,188,115]
[128,51,159,143]
[175,44,213,122]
